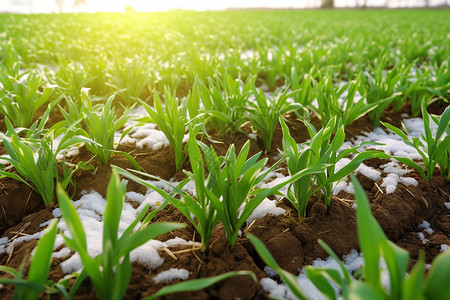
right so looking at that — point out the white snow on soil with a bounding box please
[153,268,189,283]
[261,250,394,300]
[417,220,434,245]
[0,190,201,276]
[261,250,365,300]
[344,118,437,160]
[418,220,433,235]
[332,117,432,195]
[245,198,285,225]
[119,123,170,151]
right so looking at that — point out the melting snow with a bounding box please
[153,268,189,283]
[245,198,285,225]
[0,190,200,275]
[261,249,368,300]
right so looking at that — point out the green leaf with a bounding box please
[56,184,87,250]
[402,252,425,300]
[423,250,450,300]
[351,175,386,294]
[349,280,387,300]
[25,219,58,299]
[247,234,308,300]
[305,267,338,300]
[380,240,409,300]
[117,222,186,257]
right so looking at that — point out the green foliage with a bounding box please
[115,131,327,251]
[56,170,186,300]
[286,68,315,108]
[360,56,415,127]
[106,56,149,104]
[382,100,450,182]
[190,138,272,247]
[48,59,94,106]
[280,117,383,218]
[0,71,58,128]
[0,220,72,299]
[404,62,450,117]
[312,73,384,127]
[0,115,90,205]
[247,86,301,152]
[79,93,135,165]
[140,87,189,171]
[189,73,253,137]
[248,176,450,299]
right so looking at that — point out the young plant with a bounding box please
[360,56,414,127]
[79,93,135,165]
[0,43,20,77]
[312,73,386,127]
[56,170,185,300]
[106,56,149,105]
[114,132,327,251]
[285,68,316,108]
[0,71,58,128]
[281,117,385,218]
[48,59,94,106]
[0,115,90,205]
[248,175,450,300]
[113,130,219,251]
[382,100,450,182]
[189,74,253,137]
[139,87,189,171]
[404,62,450,117]
[0,219,73,299]
[192,138,276,247]
[247,86,302,151]
[58,169,255,299]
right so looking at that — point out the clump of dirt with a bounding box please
[0,178,44,236]
[72,143,176,198]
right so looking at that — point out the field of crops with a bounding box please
[0,8,449,299]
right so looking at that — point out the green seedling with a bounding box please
[0,220,73,299]
[79,93,136,166]
[0,71,59,128]
[0,115,91,205]
[247,86,302,152]
[248,175,450,300]
[57,170,185,300]
[189,74,253,137]
[281,117,385,218]
[139,87,189,171]
[382,100,450,182]
[115,131,327,251]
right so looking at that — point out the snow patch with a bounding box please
[246,198,285,225]
[418,232,429,245]
[153,268,189,283]
[261,249,365,300]
[418,220,433,235]
[53,247,71,258]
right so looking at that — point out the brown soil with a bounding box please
[0,107,449,299]
[0,168,448,299]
